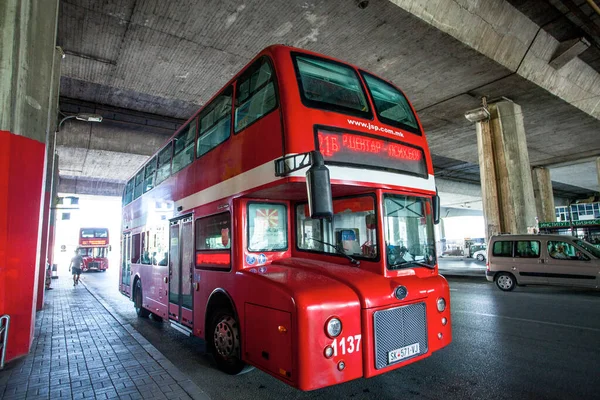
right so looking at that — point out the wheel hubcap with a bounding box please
[498,276,512,289]
[214,316,239,358]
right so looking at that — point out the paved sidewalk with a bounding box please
[0,277,209,400]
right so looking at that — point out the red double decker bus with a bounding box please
[78,227,110,272]
[120,45,451,390]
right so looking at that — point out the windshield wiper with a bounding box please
[308,238,360,266]
[389,260,435,270]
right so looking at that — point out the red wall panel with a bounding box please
[0,130,46,363]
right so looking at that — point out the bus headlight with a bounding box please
[326,317,342,338]
[436,297,446,312]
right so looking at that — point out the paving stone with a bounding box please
[1,277,207,400]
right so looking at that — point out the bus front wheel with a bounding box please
[209,310,251,375]
[134,280,150,318]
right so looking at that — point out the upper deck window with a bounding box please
[235,57,277,132]
[81,228,108,238]
[293,54,372,119]
[124,179,134,205]
[144,157,156,193]
[156,143,172,185]
[173,119,197,173]
[361,72,421,135]
[198,86,232,158]
[133,170,144,200]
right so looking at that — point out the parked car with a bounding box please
[441,248,464,257]
[472,248,487,262]
[486,234,600,291]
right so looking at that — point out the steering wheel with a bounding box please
[387,245,408,264]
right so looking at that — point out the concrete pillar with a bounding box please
[597,157,600,193]
[474,100,537,241]
[0,0,60,363]
[47,154,60,271]
[35,47,62,311]
[475,111,501,241]
[532,167,556,223]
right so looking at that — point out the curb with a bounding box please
[80,279,211,400]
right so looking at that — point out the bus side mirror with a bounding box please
[306,151,333,219]
[433,193,440,225]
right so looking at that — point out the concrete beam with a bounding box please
[390,0,600,121]
[56,147,148,182]
[549,37,590,69]
[440,207,483,217]
[59,96,186,132]
[58,176,124,197]
[56,118,170,156]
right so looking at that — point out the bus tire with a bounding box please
[151,313,163,322]
[209,309,251,375]
[134,280,150,318]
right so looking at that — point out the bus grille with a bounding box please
[373,302,428,369]
[88,262,100,269]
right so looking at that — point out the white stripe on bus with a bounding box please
[175,156,436,212]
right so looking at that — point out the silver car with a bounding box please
[485,234,600,291]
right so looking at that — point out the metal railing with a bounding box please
[0,314,10,369]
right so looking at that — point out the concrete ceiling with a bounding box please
[550,159,599,192]
[55,0,600,204]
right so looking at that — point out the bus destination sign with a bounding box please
[317,129,427,177]
[80,238,108,246]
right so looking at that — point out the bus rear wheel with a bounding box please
[209,310,250,375]
[134,280,150,318]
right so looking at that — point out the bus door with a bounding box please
[168,215,194,329]
[121,233,131,295]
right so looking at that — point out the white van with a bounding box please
[485,234,600,291]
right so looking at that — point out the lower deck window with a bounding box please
[195,213,231,270]
[248,203,288,252]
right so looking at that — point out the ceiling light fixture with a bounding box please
[57,113,103,131]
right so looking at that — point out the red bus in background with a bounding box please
[78,227,110,272]
[120,45,451,391]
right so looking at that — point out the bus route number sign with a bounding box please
[317,130,427,177]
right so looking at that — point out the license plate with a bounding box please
[388,343,420,364]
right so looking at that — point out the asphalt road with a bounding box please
[75,263,600,400]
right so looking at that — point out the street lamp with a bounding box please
[57,113,103,131]
[464,96,490,123]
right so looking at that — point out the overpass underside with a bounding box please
[3,0,600,366]
[55,0,600,205]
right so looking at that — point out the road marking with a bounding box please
[454,310,600,332]
[449,288,458,291]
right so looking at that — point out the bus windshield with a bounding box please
[78,247,108,258]
[384,194,436,269]
[296,195,378,260]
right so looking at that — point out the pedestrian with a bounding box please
[70,248,83,286]
[45,259,53,290]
